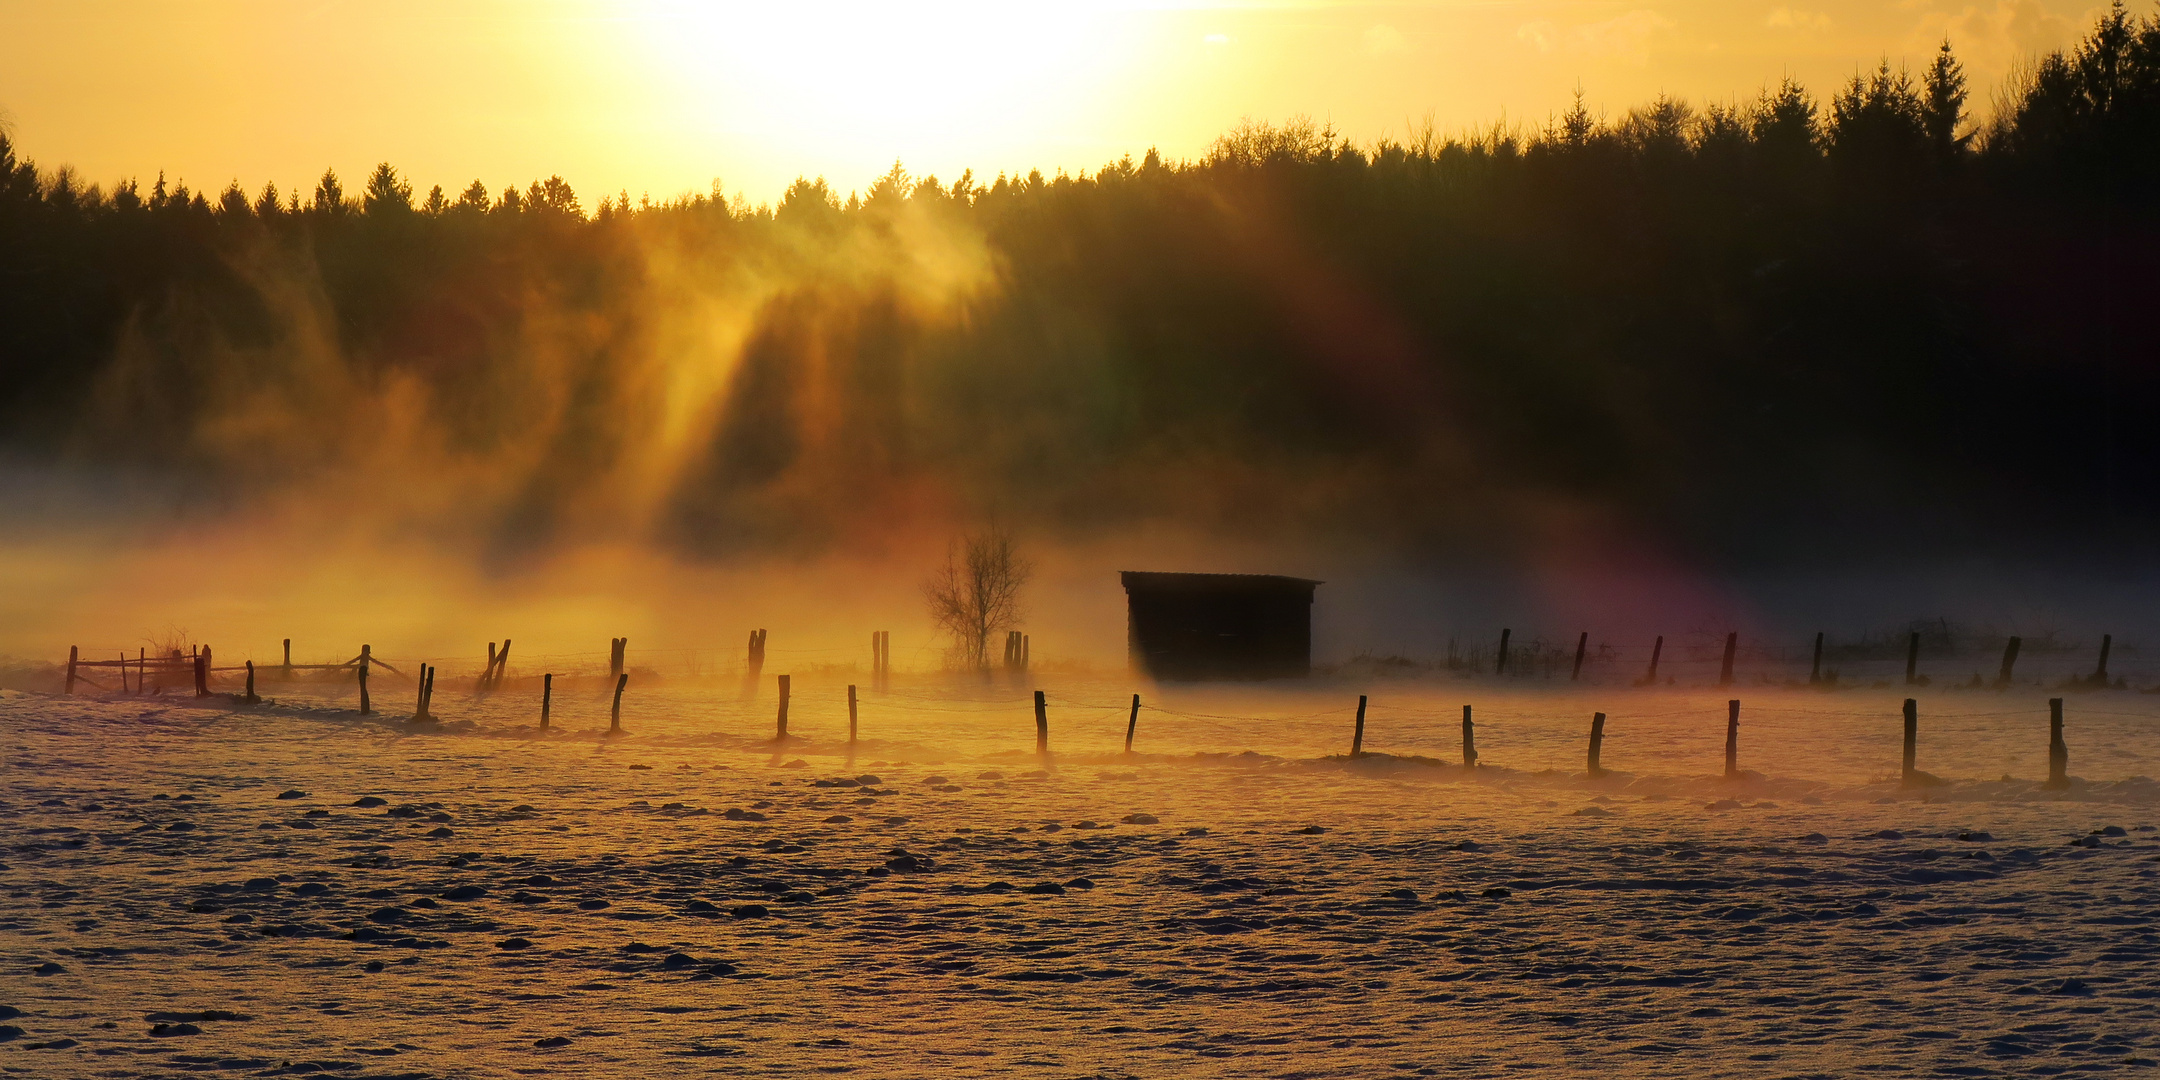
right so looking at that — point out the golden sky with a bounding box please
[0,0,2106,207]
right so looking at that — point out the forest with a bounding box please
[2,5,2158,569]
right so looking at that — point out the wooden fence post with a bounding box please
[65,646,78,695]
[495,639,511,690]
[1033,690,1049,755]
[1588,712,1606,777]
[357,645,372,715]
[1810,632,1824,684]
[2094,634,2113,686]
[847,684,858,745]
[1496,629,1512,675]
[282,638,291,679]
[1462,704,1477,768]
[195,648,210,697]
[541,673,553,729]
[1572,632,1588,680]
[870,632,882,689]
[1998,636,2022,686]
[776,674,791,738]
[1350,694,1367,758]
[119,651,129,694]
[1904,631,1920,686]
[1718,632,1737,686]
[610,673,627,733]
[1125,694,1141,753]
[487,642,498,687]
[245,661,259,704]
[1022,634,1030,673]
[1901,698,1918,786]
[1723,699,1739,779]
[2046,697,2068,789]
[1641,636,1664,686]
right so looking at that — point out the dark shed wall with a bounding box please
[1122,571,1320,681]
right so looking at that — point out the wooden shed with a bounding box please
[1121,571,1321,681]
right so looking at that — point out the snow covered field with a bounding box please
[5,673,2160,1077]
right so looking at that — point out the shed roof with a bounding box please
[1120,571,1323,593]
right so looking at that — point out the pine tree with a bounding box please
[362,163,413,214]
[1923,40,1970,164]
[312,168,345,214]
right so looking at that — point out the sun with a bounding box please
[618,1,1137,183]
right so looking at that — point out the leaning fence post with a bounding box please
[357,645,372,715]
[610,673,627,733]
[1496,629,1512,676]
[1462,704,1477,768]
[245,661,259,704]
[2046,697,2068,789]
[1588,712,1606,777]
[1998,636,2022,686]
[1718,632,1737,686]
[65,646,78,695]
[1572,633,1588,680]
[1641,636,1664,686]
[2094,634,2113,686]
[494,639,512,690]
[120,651,129,694]
[486,642,498,687]
[776,674,791,738]
[1125,694,1141,753]
[1350,694,1367,757]
[1901,698,1918,786]
[1034,690,1048,755]
[1810,632,1824,684]
[540,673,553,729]
[1723,699,1740,778]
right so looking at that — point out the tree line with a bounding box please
[1,5,2156,563]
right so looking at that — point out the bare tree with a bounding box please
[923,526,1031,671]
